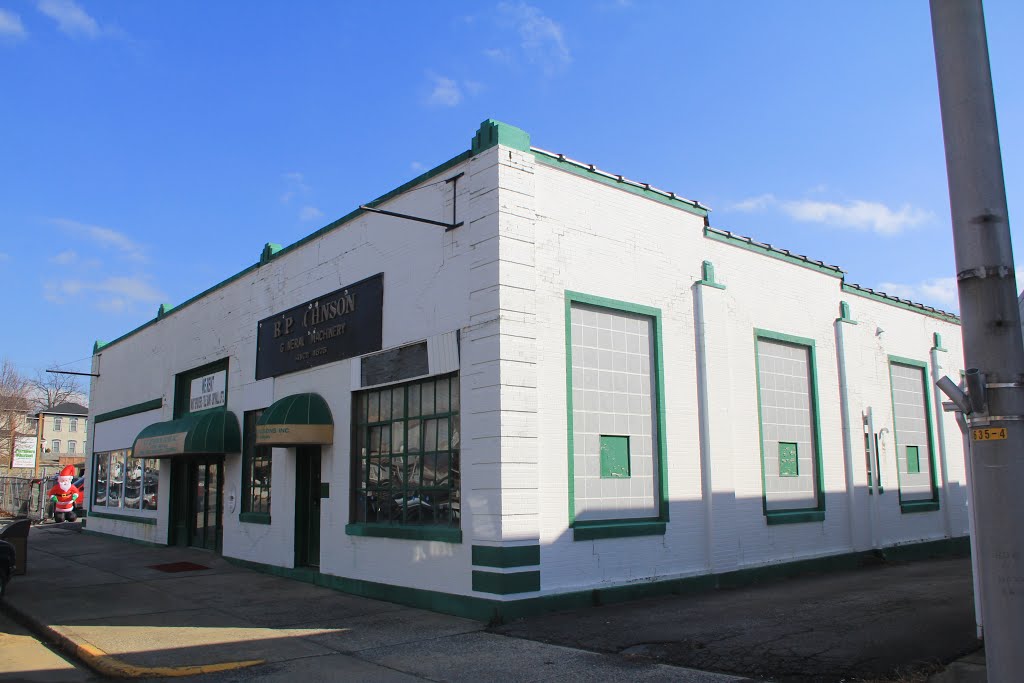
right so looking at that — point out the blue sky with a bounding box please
[1,1,1021,383]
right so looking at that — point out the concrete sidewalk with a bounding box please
[0,524,742,682]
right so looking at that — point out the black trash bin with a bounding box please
[0,519,30,576]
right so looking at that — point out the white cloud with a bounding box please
[499,2,571,76]
[280,172,310,204]
[426,74,462,107]
[51,250,78,265]
[44,274,166,311]
[299,206,324,221]
[728,193,932,236]
[50,218,147,261]
[484,47,512,63]
[410,161,426,172]
[464,80,485,95]
[877,276,959,312]
[37,0,99,38]
[0,9,27,39]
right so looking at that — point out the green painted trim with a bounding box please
[87,510,157,525]
[533,151,708,218]
[564,291,670,531]
[93,148,475,356]
[696,279,726,290]
[753,329,827,520]
[472,570,541,595]
[471,118,531,154]
[765,510,826,525]
[157,303,174,319]
[472,545,540,568]
[93,399,163,424]
[93,340,106,354]
[260,242,282,265]
[838,300,858,324]
[901,501,941,514]
[224,536,969,622]
[345,523,462,544]
[239,512,271,525]
[82,529,165,547]
[573,520,666,540]
[705,227,844,278]
[932,332,948,352]
[842,284,960,325]
[887,356,941,509]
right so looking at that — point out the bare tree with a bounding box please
[0,359,32,467]
[29,364,86,411]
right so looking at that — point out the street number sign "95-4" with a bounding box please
[972,427,1008,441]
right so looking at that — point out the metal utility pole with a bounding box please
[930,1,1024,679]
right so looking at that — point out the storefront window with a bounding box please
[92,449,159,512]
[242,410,271,517]
[353,373,460,527]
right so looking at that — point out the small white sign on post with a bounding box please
[189,370,227,413]
[12,436,37,469]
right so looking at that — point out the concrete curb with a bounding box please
[0,598,264,679]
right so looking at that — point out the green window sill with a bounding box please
[240,512,271,525]
[765,510,825,526]
[345,523,462,544]
[573,519,666,541]
[901,500,940,514]
[88,510,157,525]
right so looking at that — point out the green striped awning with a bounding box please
[256,393,334,446]
[132,411,241,458]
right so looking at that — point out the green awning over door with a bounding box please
[132,411,241,458]
[256,393,334,446]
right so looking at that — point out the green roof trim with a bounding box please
[471,118,531,154]
[705,227,845,278]
[93,340,106,354]
[260,242,282,265]
[132,410,241,457]
[533,148,708,218]
[257,393,333,427]
[843,284,960,325]
[157,303,174,319]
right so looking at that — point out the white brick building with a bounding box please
[85,120,968,619]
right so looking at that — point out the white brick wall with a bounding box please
[86,138,968,600]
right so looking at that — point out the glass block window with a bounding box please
[352,373,460,527]
[756,335,821,512]
[889,361,937,503]
[570,302,660,521]
[93,449,159,512]
[242,410,272,516]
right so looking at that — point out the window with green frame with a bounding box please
[352,373,460,527]
[241,410,271,520]
[888,358,939,510]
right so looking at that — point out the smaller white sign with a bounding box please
[12,437,37,469]
[189,370,227,412]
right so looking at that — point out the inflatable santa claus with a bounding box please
[48,465,81,523]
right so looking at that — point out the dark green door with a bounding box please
[170,457,223,551]
[295,446,321,568]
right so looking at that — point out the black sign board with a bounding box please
[255,273,383,380]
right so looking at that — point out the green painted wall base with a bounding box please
[223,536,969,623]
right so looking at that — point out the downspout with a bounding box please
[929,347,954,538]
[834,316,858,550]
[693,284,715,572]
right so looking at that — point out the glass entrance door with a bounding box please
[169,457,223,551]
[190,458,223,551]
[295,446,321,568]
